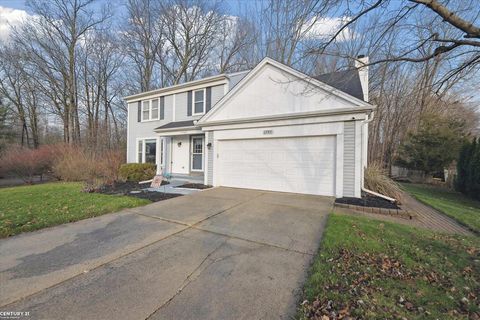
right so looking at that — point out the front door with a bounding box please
[191,136,204,171]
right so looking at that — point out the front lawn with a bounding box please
[300,214,479,320]
[0,182,150,238]
[402,183,480,233]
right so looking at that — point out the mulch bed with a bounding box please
[176,183,212,190]
[96,181,180,202]
[336,193,400,209]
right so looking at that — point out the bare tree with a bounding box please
[216,16,255,73]
[159,0,226,84]
[11,0,111,144]
[0,46,41,148]
[311,0,480,86]
[123,0,165,91]
[79,30,124,149]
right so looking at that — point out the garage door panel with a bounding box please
[217,136,336,196]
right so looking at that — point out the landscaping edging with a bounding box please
[334,203,416,220]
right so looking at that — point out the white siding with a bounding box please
[210,85,225,108]
[173,85,224,121]
[127,84,227,165]
[164,95,173,121]
[343,121,355,197]
[174,91,189,121]
[206,64,356,123]
[127,101,172,163]
[206,131,214,185]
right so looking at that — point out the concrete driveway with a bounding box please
[0,187,333,320]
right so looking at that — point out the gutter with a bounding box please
[124,75,228,102]
[198,106,376,127]
[154,125,199,133]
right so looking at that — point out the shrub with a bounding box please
[52,145,125,186]
[52,145,97,182]
[0,143,126,187]
[119,163,156,182]
[0,145,57,183]
[364,162,404,203]
[96,150,125,185]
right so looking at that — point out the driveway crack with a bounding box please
[144,238,229,319]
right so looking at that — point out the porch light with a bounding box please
[207,143,212,149]
[177,142,182,147]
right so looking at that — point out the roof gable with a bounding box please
[199,57,371,124]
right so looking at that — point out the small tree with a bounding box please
[397,112,467,176]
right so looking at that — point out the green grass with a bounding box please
[0,182,150,238]
[402,183,480,233]
[300,214,480,320]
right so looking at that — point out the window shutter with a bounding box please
[160,96,165,120]
[187,91,192,116]
[206,87,212,112]
[137,101,141,122]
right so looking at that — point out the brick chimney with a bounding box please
[355,55,369,102]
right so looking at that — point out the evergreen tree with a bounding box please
[456,138,480,200]
[456,141,470,193]
[466,139,480,199]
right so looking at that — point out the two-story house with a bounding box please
[125,57,374,198]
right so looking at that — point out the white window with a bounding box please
[137,140,143,163]
[152,99,159,119]
[144,139,157,163]
[193,89,205,115]
[141,98,161,121]
[137,138,164,166]
[142,101,150,121]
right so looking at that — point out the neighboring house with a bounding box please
[125,57,374,198]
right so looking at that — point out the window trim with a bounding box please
[140,98,161,122]
[141,100,150,122]
[151,98,159,120]
[135,137,165,170]
[192,89,206,116]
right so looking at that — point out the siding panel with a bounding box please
[207,131,214,185]
[127,101,173,163]
[343,121,356,197]
[175,92,188,121]
[210,85,224,107]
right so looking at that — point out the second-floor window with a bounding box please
[141,98,160,121]
[193,89,205,115]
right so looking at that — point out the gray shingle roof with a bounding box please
[314,69,364,101]
[155,120,196,130]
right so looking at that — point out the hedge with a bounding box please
[456,138,480,200]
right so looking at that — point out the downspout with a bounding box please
[360,111,397,203]
[360,111,375,188]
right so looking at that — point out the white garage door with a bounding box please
[217,136,336,196]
